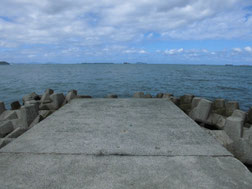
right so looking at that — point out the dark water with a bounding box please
[0,64,251,110]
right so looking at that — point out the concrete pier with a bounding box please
[0,99,251,188]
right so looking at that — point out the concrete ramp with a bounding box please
[0,99,251,188]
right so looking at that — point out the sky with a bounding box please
[0,0,252,64]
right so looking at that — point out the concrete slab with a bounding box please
[0,99,251,188]
[1,99,230,156]
[0,154,251,189]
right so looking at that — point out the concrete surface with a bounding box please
[0,98,251,188]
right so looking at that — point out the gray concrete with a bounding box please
[0,98,251,188]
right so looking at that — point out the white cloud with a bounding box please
[123,49,136,54]
[201,49,208,53]
[0,0,251,47]
[0,0,252,62]
[147,33,153,39]
[233,48,242,52]
[244,46,252,52]
[139,50,147,54]
[164,48,184,55]
[123,49,147,54]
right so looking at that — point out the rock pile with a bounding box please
[0,89,90,149]
[133,92,153,98]
[164,93,251,166]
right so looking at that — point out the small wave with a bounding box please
[189,79,210,82]
[216,86,245,92]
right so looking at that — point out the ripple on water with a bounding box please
[0,64,251,110]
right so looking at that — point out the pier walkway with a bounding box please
[0,99,252,188]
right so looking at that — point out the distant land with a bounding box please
[81,62,114,64]
[0,61,10,65]
[81,62,148,64]
[123,62,147,64]
[2,62,252,66]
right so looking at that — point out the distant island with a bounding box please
[124,62,147,64]
[0,61,10,65]
[81,63,114,64]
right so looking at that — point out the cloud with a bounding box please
[164,48,184,55]
[139,50,147,54]
[123,49,147,54]
[233,48,242,52]
[1,0,251,46]
[0,0,252,63]
[244,46,252,52]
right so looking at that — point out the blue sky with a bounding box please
[0,0,252,64]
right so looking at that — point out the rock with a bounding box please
[206,130,233,152]
[225,101,239,117]
[133,92,145,98]
[144,94,152,98]
[69,89,77,96]
[179,104,192,114]
[50,93,65,109]
[212,108,226,116]
[206,113,226,130]
[156,93,163,98]
[20,104,39,128]
[224,117,243,142]
[162,93,173,98]
[244,123,252,128]
[40,93,65,110]
[40,90,54,104]
[107,94,118,98]
[191,97,202,109]
[231,110,247,121]
[41,93,52,104]
[248,107,252,124]
[39,110,53,119]
[29,115,43,128]
[45,88,54,95]
[0,110,18,121]
[22,92,40,104]
[0,138,14,149]
[170,96,180,106]
[65,91,78,103]
[39,104,50,110]
[0,121,14,137]
[212,99,226,117]
[232,137,252,165]
[213,99,225,109]
[24,100,40,112]
[180,94,194,105]
[189,99,213,123]
[11,101,21,110]
[5,127,27,138]
[211,110,246,134]
[0,101,6,115]
[243,127,252,139]
[10,119,23,129]
[77,95,92,98]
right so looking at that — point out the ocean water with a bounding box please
[0,64,252,110]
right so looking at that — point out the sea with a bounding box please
[0,64,251,110]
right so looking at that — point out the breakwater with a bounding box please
[0,89,252,169]
[1,97,252,188]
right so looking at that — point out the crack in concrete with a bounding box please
[0,151,233,157]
